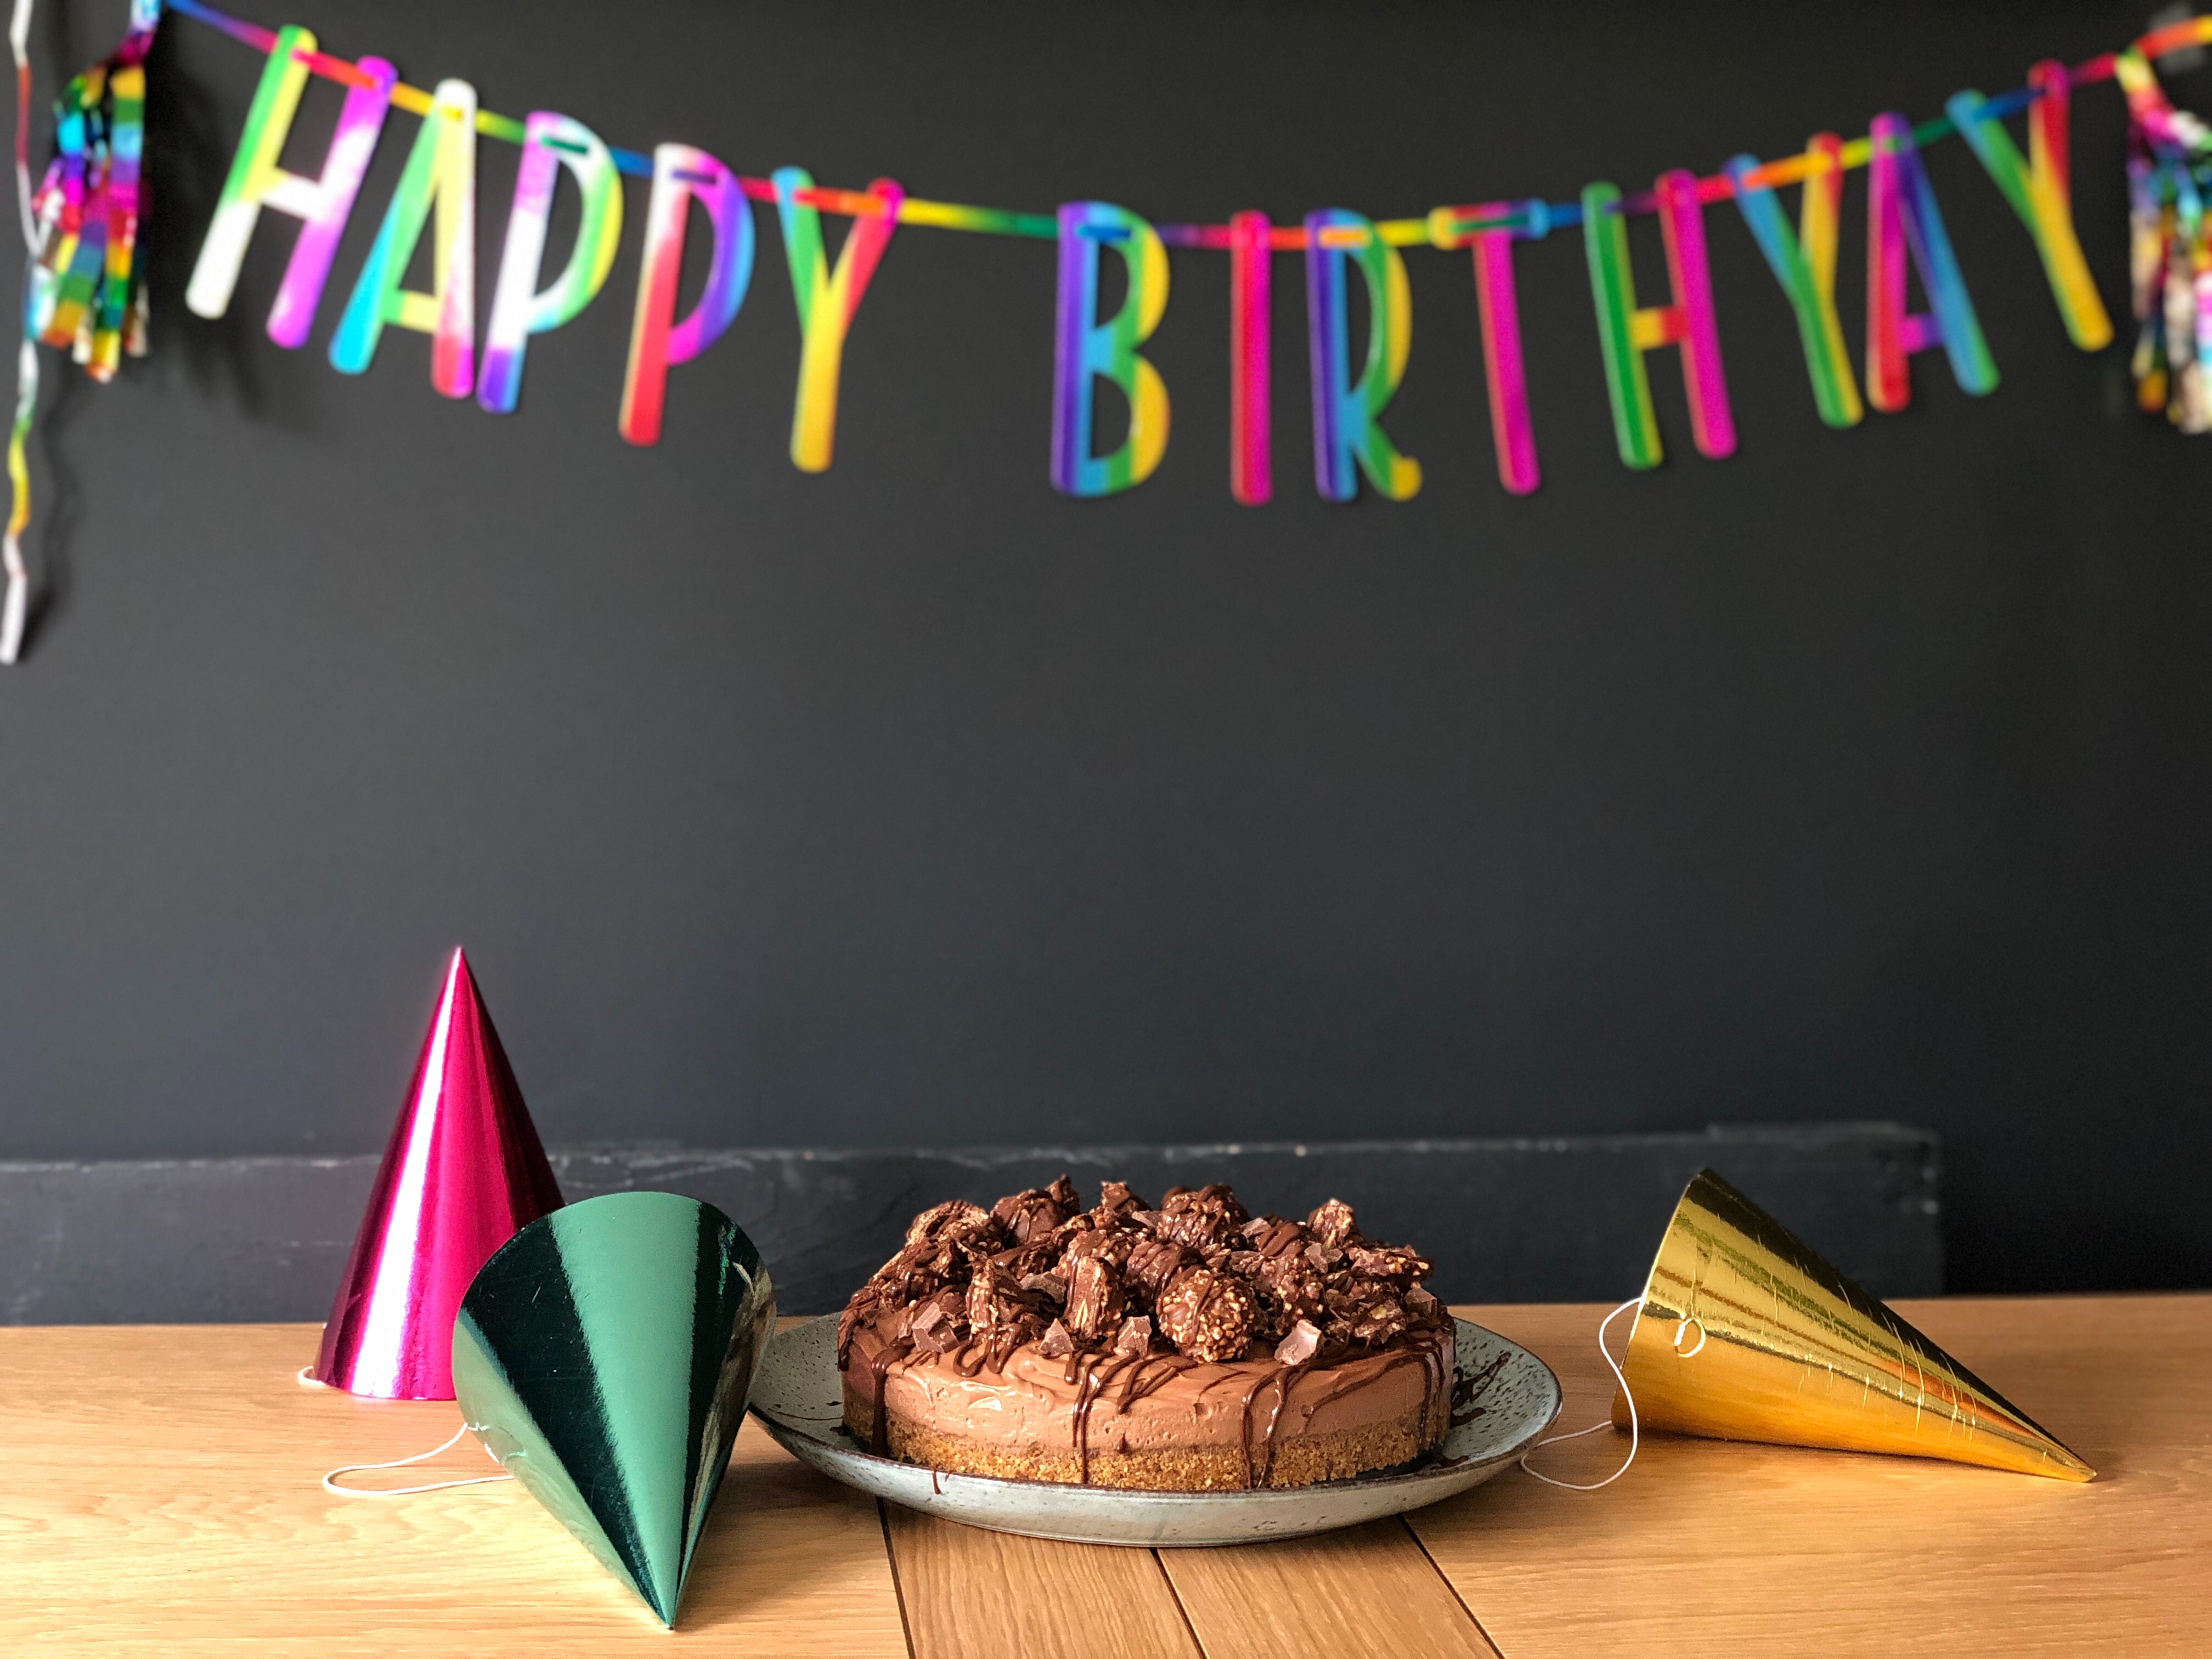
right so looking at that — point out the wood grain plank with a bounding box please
[0,1323,908,1655]
[883,1506,1200,1659]
[1160,1517,1499,1659]
[1414,1296,2212,1659]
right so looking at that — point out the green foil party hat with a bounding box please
[452,1191,777,1627]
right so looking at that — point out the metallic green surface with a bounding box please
[452,1190,777,1627]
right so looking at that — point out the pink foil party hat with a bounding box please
[313,949,565,1398]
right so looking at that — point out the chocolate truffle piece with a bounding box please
[1063,1256,1128,1344]
[1154,1183,1252,1252]
[1059,1220,1141,1276]
[1156,1266,1259,1363]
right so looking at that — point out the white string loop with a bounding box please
[1519,1295,1642,1492]
[321,1420,512,1498]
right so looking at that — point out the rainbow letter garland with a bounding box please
[5,2,2212,664]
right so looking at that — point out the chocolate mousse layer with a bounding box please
[836,1178,1455,1490]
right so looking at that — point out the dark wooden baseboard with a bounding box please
[0,1122,1939,1323]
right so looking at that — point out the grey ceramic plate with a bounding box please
[748,1314,1561,1547]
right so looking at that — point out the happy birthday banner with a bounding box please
[6,2,2212,664]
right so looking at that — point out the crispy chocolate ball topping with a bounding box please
[837,1180,1441,1369]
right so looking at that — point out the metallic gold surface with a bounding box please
[453,1192,777,1628]
[1611,1169,2093,1481]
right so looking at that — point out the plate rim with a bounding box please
[747,1312,1564,1506]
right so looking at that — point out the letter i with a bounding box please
[1229,211,1271,505]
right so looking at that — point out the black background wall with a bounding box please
[1,1,2204,1295]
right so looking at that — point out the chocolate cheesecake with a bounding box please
[836,1177,1455,1490]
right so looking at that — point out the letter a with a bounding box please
[187,25,396,348]
[330,79,478,397]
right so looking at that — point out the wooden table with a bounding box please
[4,1296,2207,1655]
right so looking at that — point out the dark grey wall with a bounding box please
[0,1127,1944,1321]
[0,2,2203,1295]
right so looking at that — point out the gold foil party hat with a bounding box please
[1610,1169,2092,1481]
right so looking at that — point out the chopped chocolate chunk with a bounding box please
[1111,1314,1154,1357]
[1305,1198,1362,1250]
[1045,1173,1080,1213]
[1059,1223,1140,1275]
[1349,1243,1433,1284]
[906,1199,996,1248]
[1274,1318,1323,1365]
[1128,1209,1166,1235]
[1063,1256,1127,1344]
[908,1291,968,1355]
[1305,1241,1343,1272]
[986,1235,1061,1281]
[1324,1274,1410,1347]
[1244,1217,1307,1260]
[1156,1266,1258,1363]
[1037,1318,1076,1360]
[1405,1285,1441,1320]
[1255,1251,1328,1322]
[992,1183,1073,1244]
[1099,1180,1149,1218]
[1018,1272,1069,1305]
[1124,1237,1195,1305]
[966,1261,1052,1363]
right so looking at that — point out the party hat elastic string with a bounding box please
[1518,1295,1643,1492]
[319,1419,514,1498]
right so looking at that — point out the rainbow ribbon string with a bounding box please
[160,0,2196,255]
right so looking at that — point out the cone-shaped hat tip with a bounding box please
[311,949,563,1399]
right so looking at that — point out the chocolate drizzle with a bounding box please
[1069,1350,1149,1485]
[866,1335,915,1457]
[1237,1359,1318,1488]
[839,1176,1452,1483]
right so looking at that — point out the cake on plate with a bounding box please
[836,1177,1455,1490]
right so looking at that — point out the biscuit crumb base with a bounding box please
[842,1367,1448,1491]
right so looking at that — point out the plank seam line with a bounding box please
[1150,1547,1210,1658]
[1401,1516,1509,1659]
[878,1499,919,1659]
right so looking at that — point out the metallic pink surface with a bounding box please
[313,949,564,1399]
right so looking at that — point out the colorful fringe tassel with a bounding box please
[2118,47,2212,430]
[4,0,159,663]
